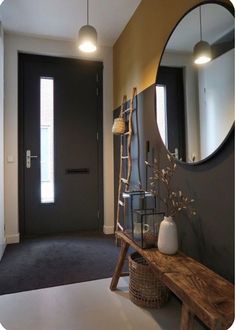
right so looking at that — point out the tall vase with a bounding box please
[157,216,178,255]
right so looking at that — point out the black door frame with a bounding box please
[18,53,104,237]
[157,66,186,162]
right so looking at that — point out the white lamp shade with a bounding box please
[193,40,212,64]
[78,25,97,53]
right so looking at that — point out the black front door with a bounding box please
[19,54,103,236]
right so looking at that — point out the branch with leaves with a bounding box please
[145,154,196,218]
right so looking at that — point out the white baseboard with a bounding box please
[103,225,114,235]
[0,238,6,260]
[6,233,20,244]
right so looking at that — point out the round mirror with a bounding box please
[156,3,234,164]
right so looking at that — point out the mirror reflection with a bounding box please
[156,4,234,163]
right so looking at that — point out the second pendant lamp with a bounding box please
[193,6,212,65]
[78,0,97,53]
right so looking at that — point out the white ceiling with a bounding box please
[166,4,234,53]
[0,0,141,46]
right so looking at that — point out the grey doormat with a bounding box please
[0,232,128,295]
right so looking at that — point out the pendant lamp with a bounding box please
[193,6,212,64]
[78,0,97,53]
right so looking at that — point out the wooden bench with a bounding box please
[110,231,234,330]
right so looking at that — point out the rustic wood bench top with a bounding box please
[110,231,234,330]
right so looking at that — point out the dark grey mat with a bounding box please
[0,232,128,295]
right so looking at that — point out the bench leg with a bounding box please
[180,303,195,330]
[110,241,129,291]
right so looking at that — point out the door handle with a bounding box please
[26,150,38,168]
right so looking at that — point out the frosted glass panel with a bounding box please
[156,85,168,146]
[40,78,54,203]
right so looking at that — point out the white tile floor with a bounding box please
[0,277,184,330]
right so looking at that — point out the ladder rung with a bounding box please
[122,156,129,159]
[121,108,131,114]
[117,223,124,231]
[119,200,124,206]
[121,178,128,184]
[124,131,130,135]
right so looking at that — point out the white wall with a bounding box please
[4,32,114,243]
[161,51,200,162]
[0,22,6,257]
[198,49,235,159]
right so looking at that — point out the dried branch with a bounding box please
[146,154,196,218]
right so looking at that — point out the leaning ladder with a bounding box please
[116,87,137,232]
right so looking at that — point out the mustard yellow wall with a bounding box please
[113,0,232,108]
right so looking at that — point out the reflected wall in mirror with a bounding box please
[156,3,234,164]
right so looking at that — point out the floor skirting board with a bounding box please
[5,234,20,244]
[103,225,114,234]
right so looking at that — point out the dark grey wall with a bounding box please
[114,84,234,283]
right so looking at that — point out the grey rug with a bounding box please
[0,232,128,295]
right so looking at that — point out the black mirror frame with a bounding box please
[155,0,235,166]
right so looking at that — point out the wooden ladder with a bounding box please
[116,87,137,232]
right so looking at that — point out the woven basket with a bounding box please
[129,252,169,308]
[112,117,126,135]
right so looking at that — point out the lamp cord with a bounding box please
[87,0,89,25]
[199,6,202,40]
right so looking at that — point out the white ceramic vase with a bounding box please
[157,216,178,255]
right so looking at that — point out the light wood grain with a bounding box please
[110,240,129,291]
[115,89,137,233]
[111,231,234,330]
[115,95,127,232]
[180,304,195,330]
